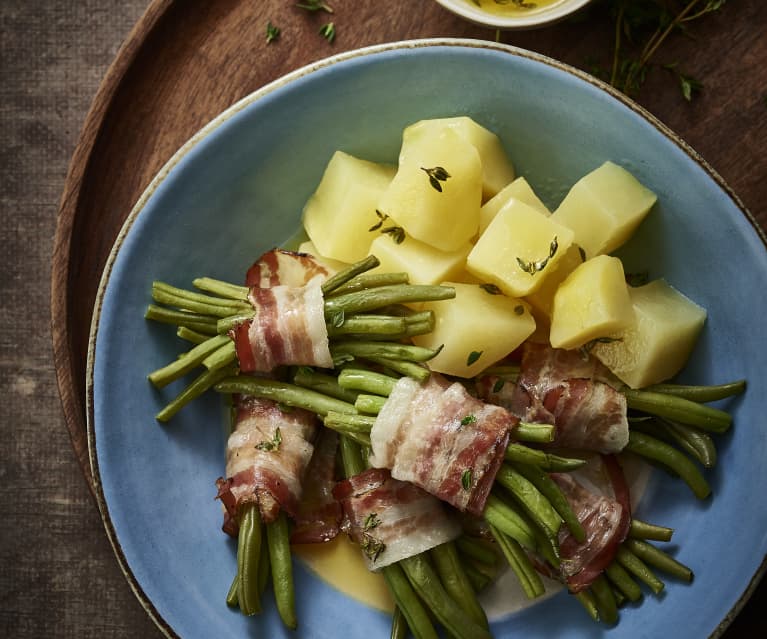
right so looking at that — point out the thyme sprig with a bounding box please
[603,0,728,100]
[516,236,559,275]
[296,0,333,12]
[265,21,281,44]
[421,166,451,192]
[255,427,282,452]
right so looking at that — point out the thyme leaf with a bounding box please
[479,283,502,295]
[265,21,281,44]
[363,512,381,531]
[319,22,336,43]
[516,236,558,275]
[492,378,506,393]
[461,469,473,491]
[421,166,451,193]
[381,225,406,244]
[460,414,477,427]
[360,533,386,562]
[255,427,282,452]
[467,350,483,366]
[579,336,623,359]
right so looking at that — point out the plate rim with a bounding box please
[85,37,767,639]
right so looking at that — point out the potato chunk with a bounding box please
[377,125,482,252]
[591,279,707,388]
[479,176,550,235]
[550,161,657,258]
[405,117,515,200]
[466,199,574,298]
[302,151,395,263]
[368,234,471,285]
[413,282,536,378]
[549,255,634,350]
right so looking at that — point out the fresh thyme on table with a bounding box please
[265,21,281,44]
[598,0,728,100]
[297,0,334,12]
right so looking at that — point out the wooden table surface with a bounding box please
[3,0,766,636]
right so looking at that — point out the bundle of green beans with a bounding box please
[214,365,588,603]
[481,364,746,499]
[144,255,456,422]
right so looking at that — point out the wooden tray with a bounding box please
[52,0,766,634]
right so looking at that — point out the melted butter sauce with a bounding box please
[294,536,394,612]
[468,0,563,16]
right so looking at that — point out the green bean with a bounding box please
[225,572,239,607]
[215,376,357,417]
[192,276,249,300]
[364,357,431,382]
[324,284,455,316]
[494,464,562,542]
[514,422,555,444]
[623,538,693,582]
[327,314,409,337]
[478,364,521,380]
[504,442,587,472]
[145,304,218,334]
[389,605,408,639]
[381,564,439,639]
[400,554,492,639]
[321,255,380,296]
[355,394,387,415]
[462,561,493,592]
[574,589,599,621]
[156,363,238,422]
[605,561,643,602]
[216,311,256,334]
[590,574,618,625]
[237,504,263,616]
[338,368,397,397]
[323,411,374,447]
[257,529,271,596]
[148,333,231,388]
[625,431,711,499]
[488,524,545,599]
[339,433,367,478]
[659,418,717,468]
[292,368,360,404]
[430,542,489,629]
[623,388,732,433]
[331,340,442,364]
[455,535,499,566]
[328,272,410,296]
[615,546,664,595]
[202,340,237,371]
[482,493,536,549]
[644,379,746,402]
[267,511,297,629]
[629,518,674,542]
[512,463,586,543]
[176,326,212,344]
[152,281,251,317]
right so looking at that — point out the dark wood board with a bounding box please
[50,0,767,636]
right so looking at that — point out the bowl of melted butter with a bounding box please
[435,0,592,29]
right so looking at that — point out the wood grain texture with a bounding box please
[38,0,767,637]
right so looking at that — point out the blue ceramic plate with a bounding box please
[88,39,767,639]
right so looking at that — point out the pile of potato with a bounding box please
[300,117,706,387]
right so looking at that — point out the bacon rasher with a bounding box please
[477,343,629,454]
[215,395,318,536]
[230,249,334,373]
[546,456,631,592]
[369,374,516,517]
[333,467,461,570]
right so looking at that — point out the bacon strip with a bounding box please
[231,275,333,373]
[216,395,318,535]
[369,374,516,517]
[549,455,631,592]
[477,343,628,454]
[333,467,461,570]
[245,248,331,288]
[290,429,342,544]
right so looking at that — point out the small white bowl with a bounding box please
[435,0,592,30]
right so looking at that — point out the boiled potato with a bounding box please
[466,198,575,298]
[405,117,515,200]
[377,126,482,252]
[479,176,550,235]
[413,282,536,378]
[302,151,396,263]
[524,243,585,319]
[550,161,657,258]
[297,240,349,273]
[368,234,471,285]
[591,279,707,388]
[549,255,634,349]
